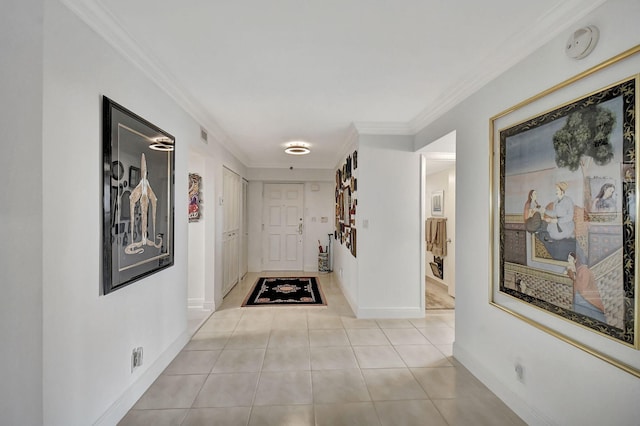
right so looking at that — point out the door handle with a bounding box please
[298,222,303,235]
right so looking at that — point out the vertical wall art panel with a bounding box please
[102,97,175,294]
[335,150,358,257]
[188,173,202,222]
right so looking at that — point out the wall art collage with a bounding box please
[335,149,357,257]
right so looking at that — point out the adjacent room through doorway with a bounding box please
[420,130,456,311]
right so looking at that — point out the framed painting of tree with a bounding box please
[490,45,640,377]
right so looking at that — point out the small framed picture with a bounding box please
[431,190,444,216]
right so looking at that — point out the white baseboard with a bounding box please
[336,276,359,316]
[188,297,204,309]
[453,342,553,426]
[94,331,190,426]
[356,307,424,319]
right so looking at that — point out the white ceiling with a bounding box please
[65,0,605,169]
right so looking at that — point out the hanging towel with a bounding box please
[426,218,447,257]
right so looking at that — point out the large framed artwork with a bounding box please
[103,96,175,295]
[490,46,640,376]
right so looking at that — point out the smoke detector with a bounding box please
[565,26,599,60]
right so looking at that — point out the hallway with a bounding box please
[120,272,524,425]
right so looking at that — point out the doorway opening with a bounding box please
[420,130,456,310]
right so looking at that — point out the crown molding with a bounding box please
[61,0,249,165]
[245,160,337,169]
[353,121,413,135]
[329,123,360,169]
[409,0,608,133]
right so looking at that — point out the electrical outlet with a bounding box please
[131,347,144,372]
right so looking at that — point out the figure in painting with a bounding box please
[125,153,163,254]
[591,182,616,213]
[566,252,606,323]
[523,189,543,233]
[543,181,575,240]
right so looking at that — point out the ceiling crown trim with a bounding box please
[61,0,249,165]
[353,122,414,135]
[408,0,608,134]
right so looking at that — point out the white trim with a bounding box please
[331,123,360,169]
[337,276,359,317]
[409,0,608,133]
[353,121,413,135]
[187,298,205,309]
[202,301,215,311]
[356,307,424,319]
[93,331,190,426]
[419,155,427,313]
[453,342,554,426]
[304,263,318,272]
[60,0,249,165]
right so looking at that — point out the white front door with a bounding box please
[263,183,304,270]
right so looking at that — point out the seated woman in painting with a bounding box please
[566,252,606,323]
[591,182,616,212]
[523,189,544,233]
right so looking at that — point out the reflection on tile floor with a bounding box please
[120,272,525,426]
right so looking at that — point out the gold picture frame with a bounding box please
[490,46,640,377]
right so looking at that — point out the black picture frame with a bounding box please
[102,96,175,295]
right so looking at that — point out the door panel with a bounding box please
[268,234,281,261]
[269,206,281,225]
[286,234,298,260]
[263,183,304,270]
[286,206,298,225]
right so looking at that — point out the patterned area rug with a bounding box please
[242,277,326,307]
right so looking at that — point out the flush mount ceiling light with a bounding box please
[150,137,174,152]
[284,141,311,155]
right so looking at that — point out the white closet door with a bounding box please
[222,167,241,295]
[240,179,248,278]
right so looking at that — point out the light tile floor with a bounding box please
[120,272,525,425]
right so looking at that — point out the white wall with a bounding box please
[0,1,44,424]
[187,152,206,307]
[303,182,334,271]
[40,2,245,424]
[425,165,456,296]
[414,0,640,423]
[246,169,334,273]
[247,181,264,272]
[356,135,423,318]
[188,143,246,311]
